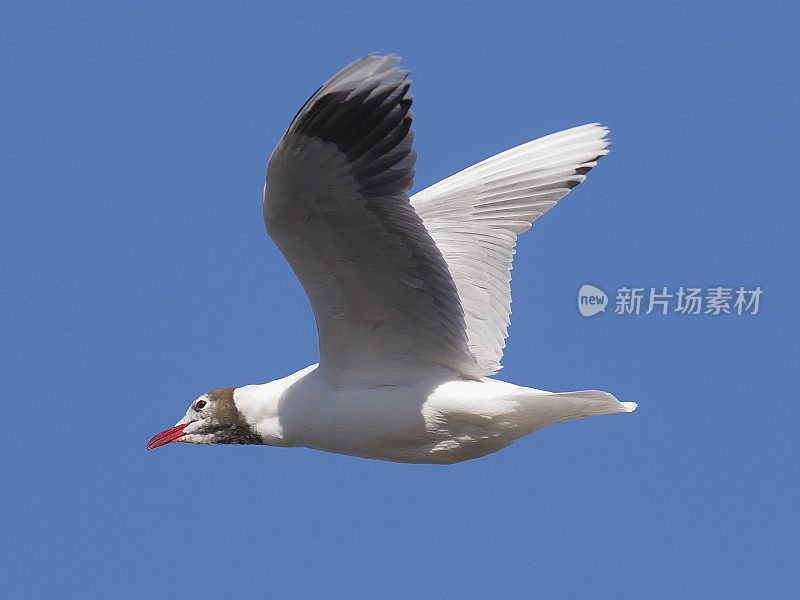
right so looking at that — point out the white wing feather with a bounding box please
[411,124,611,374]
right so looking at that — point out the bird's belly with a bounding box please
[281,381,517,464]
[285,398,435,463]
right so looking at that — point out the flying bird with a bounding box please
[147,54,636,463]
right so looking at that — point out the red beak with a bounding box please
[146,421,195,450]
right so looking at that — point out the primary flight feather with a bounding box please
[147,54,636,463]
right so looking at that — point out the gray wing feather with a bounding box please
[264,55,480,386]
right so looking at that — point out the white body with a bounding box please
[230,365,635,464]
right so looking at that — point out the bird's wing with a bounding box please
[411,124,610,374]
[264,55,481,387]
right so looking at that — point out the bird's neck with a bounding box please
[232,364,318,446]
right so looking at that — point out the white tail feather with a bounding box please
[517,389,635,433]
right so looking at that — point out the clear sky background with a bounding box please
[3,2,798,597]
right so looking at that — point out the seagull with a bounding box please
[147,54,636,463]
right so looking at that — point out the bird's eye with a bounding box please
[195,400,207,410]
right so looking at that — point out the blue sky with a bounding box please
[3,1,798,597]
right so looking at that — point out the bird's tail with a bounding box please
[516,389,637,433]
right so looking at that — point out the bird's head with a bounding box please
[146,387,261,450]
